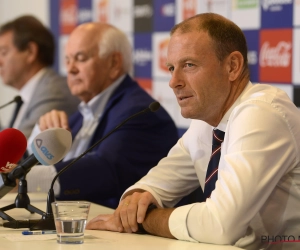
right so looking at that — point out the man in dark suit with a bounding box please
[26,22,178,208]
[0,15,79,138]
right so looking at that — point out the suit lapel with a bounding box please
[88,74,134,146]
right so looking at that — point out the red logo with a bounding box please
[97,0,109,23]
[259,29,292,83]
[60,0,78,35]
[135,78,152,95]
[182,0,197,20]
[159,38,170,73]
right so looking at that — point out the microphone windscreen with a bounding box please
[31,128,72,165]
[0,128,27,172]
[149,102,160,112]
[13,95,22,104]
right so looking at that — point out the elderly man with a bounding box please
[87,13,300,250]
[26,22,178,209]
[0,15,79,138]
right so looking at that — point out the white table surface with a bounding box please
[0,193,244,250]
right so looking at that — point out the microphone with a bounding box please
[0,96,22,109]
[0,128,27,173]
[30,101,161,231]
[0,128,72,199]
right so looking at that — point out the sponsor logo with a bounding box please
[259,29,292,82]
[260,41,291,68]
[234,0,258,9]
[35,139,54,160]
[159,38,170,72]
[248,50,258,65]
[261,0,292,11]
[97,0,109,23]
[60,0,77,34]
[161,3,175,17]
[134,49,152,66]
[182,0,197,20]
[0,162,17,172]
[134,4,153,18]
[135,78,152,95]
[78,8,92,23]
[114,6,130,20]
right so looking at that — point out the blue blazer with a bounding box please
[55,75,178,208]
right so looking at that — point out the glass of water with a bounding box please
[51,201,91,244]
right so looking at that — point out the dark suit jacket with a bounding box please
[55,75,178,208]
[15,68,80,138]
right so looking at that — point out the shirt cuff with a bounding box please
[169,204,198,242]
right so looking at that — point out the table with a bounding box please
[0,193,243,250]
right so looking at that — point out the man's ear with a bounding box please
[226,51,244,81]
[109,52,123,79]
[26,42,38,64]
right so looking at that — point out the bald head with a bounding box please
[64,22,132,103]
[67,22,132,72]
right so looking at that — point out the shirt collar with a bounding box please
[78,74,125,119]
[216,81,253,132]
[19,68,47,104]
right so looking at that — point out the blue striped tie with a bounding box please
[204,129,225,199]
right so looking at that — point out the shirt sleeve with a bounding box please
[122,132,202,208]
[26,165,60,195]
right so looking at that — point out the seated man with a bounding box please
[0,15,79,138]
[26,22,178,209]
[86,13,300,249]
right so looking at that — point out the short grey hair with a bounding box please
[98,26,132,73]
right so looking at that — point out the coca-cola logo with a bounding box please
[259,41,291,68]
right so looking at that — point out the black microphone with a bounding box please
[29,101,161,231]
[0,96,22,109]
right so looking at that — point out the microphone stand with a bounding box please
[1,175,45,228]
[12,102,161,231]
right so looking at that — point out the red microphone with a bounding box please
[0,128,27,172]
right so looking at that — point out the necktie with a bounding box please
[9,99,23,128]
[204,129,225,199]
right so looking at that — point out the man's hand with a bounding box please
[86,214,119,231]
[39,110,70,131]
[115,191,159,233]
[86,190,175,239]
[86,190,159,233]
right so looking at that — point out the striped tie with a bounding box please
[204,129,225,199]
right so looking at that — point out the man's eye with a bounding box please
[77,55,87,62]
[168,66,174,72]
[186,63,193,67]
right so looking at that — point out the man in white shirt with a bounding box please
[86,13,300,249]
[0,15,79,138]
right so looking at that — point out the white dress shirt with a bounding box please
[26,75,125,195]
[123,82,300,250]
[13,68,47,129]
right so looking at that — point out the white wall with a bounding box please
[0,0,49,127]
